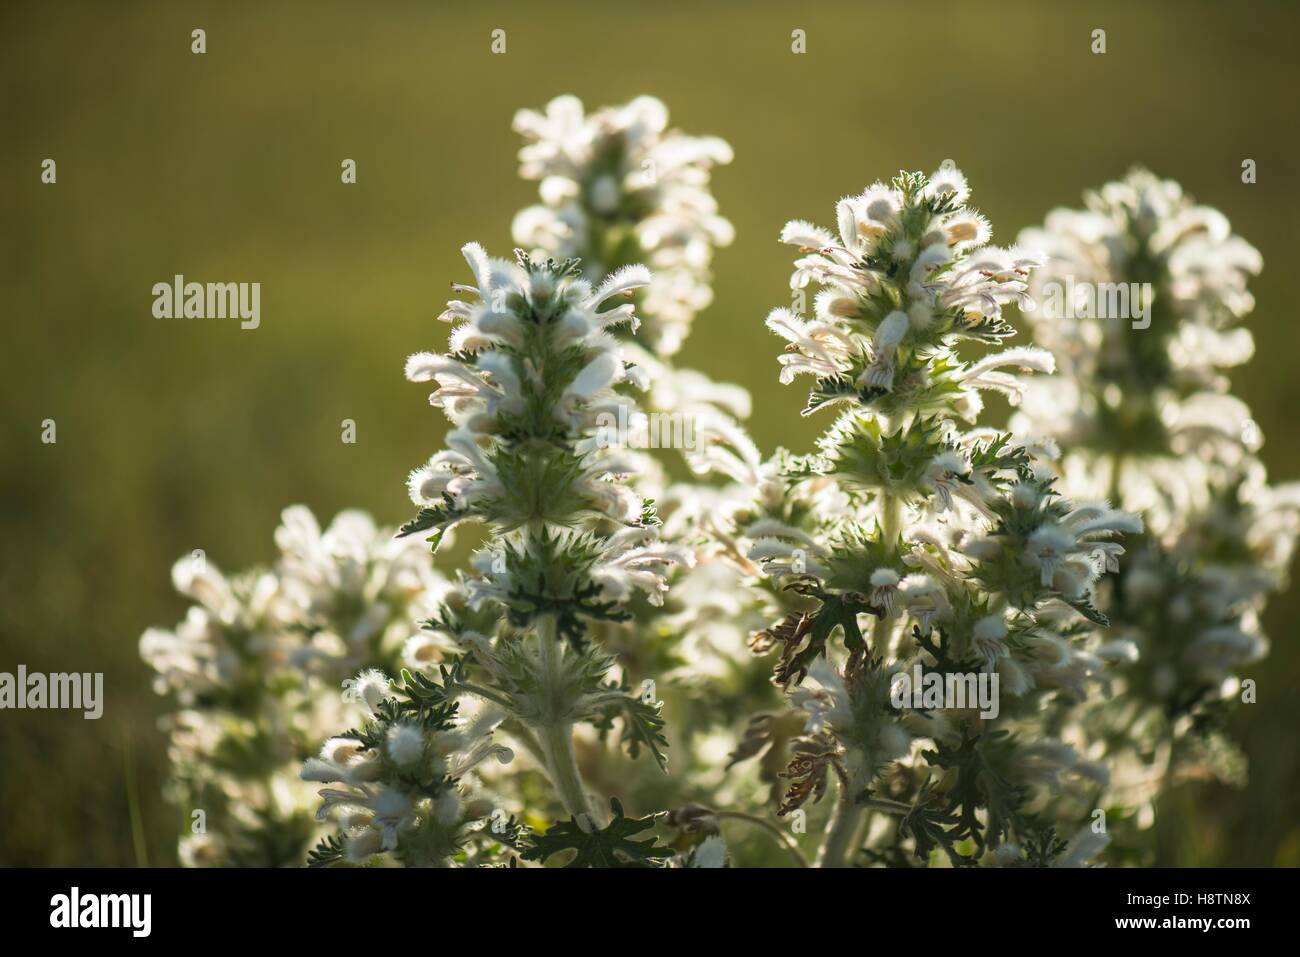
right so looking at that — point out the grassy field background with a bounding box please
[2,0,1298,865]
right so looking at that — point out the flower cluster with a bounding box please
[1016,169,1266,521]
[140,507,443,866]
[769,166,1044,418]
[715,165,1143,867]
[512,95,751,503]
[513,95,734,356]
[142,99,1294,870]
[301,665,515,867]
[1015,172,1300,851]
[402,244,689,619]
[300,244,693,865]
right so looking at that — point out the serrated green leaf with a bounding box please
[521,797,671,868]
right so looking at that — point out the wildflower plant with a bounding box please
[509,96,776,839]
[140,507,442,866]
[306,242,691,863]
[1015,171,1300,856]
[301,664,515,867]
[512,94,734,357]
[139,99,1295,870]
[725,165,1144,867]
[513,95,753,495]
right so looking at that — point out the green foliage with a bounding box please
[396,499,457,546]
[307,833,348,868]
[894,730,1064,867]
[486,528,634,646]
[590,683,670,772]
[1022,826,1070,867]
[515,248,584,283]
[967,431,1031,474]
[912,625,981,678]
[821,523,904,594]
[764,584,875,684]
[818,412,941,495]
[899,782,971,867]
[521,798,671,868]
[341,676,460,752]
[803,372,885,417]
[922,731,1022,852]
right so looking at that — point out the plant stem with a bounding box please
[819,472,905,865]
[862,796,911,815]
[455,681,512,708]
[879,488,902,543]
[501,718,547,767]
[534,615,595,828]
[538,718,592,825]
[816,791,867,868]
[711,810,810,867]
[872,488,902,658]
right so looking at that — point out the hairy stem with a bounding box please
[534,616,595,828]
[816,790,867,868]
[879,488,903,543]
[873,487,902,658]
[538,718,592,826]
[819,471,905,866]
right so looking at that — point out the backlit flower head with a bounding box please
[513,95,733,356]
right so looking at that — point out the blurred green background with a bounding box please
[2,0,1298,866]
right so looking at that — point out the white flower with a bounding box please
[862,311,909,390]
[512,95,732,355]
[923,163,970,204]
[271,507,440,667]
[957,347,1056,405]
[369,789,417,850]
[386,723,425,766]
[765,307,856,383]
[401,633,448,669]
[1023,504,1141,594]
[590,526,693,607]
[790,659,854,734]
[939,246,1040,318]
[748,528,830,581]
[870,568,901,615]
[971,615,1009,671]
[342,669,391,714]
[923,451,976,514]
[321,736,364,766]
[897,574,951,635]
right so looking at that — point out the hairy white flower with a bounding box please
[342,668,391,714]
[142,113,1294,873]
[512,95,732,355]
[590,526,693,607]
[386,723,425,766]
[141,503,448,867]
[1012,171,1298,855]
